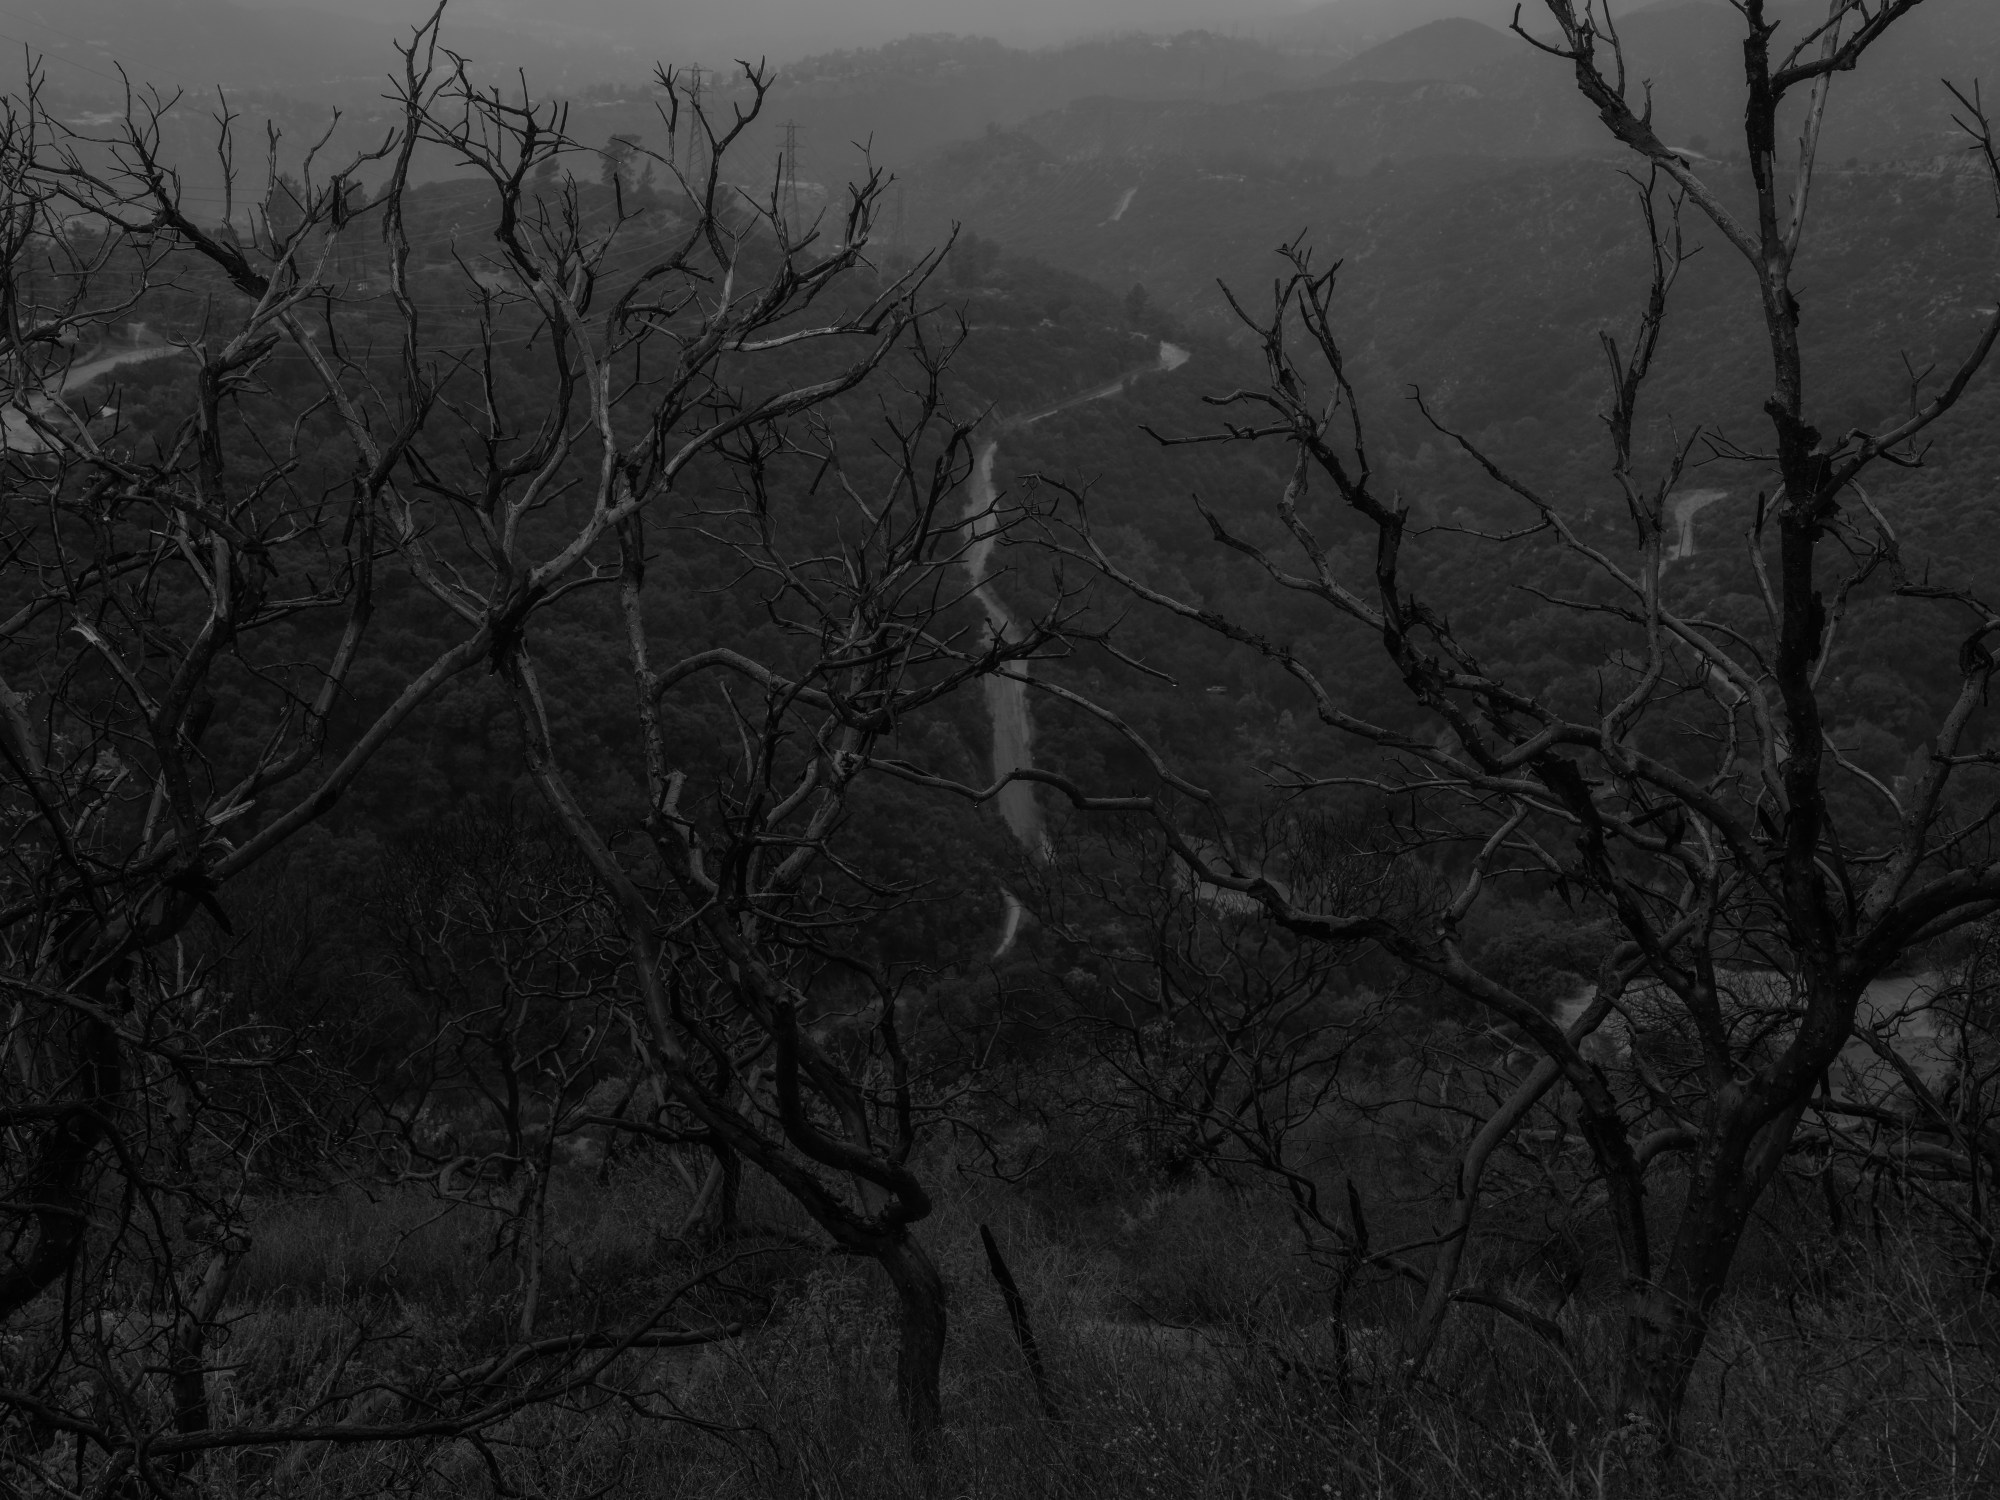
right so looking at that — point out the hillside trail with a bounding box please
[965,339,1190,958]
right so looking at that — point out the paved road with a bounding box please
[964,341,1190,955]
[4,343,182,452]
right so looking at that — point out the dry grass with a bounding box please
[7,1155,1994,1499]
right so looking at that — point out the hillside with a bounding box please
[980,3,2000,172]
[9,11,2000,1496]
[1324,16,1518,82]
[1273,0,1512,55]
[554,30,1339,191]
[889,145,2000,801]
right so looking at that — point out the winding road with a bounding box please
[1665,487,1728,562]
[3,336,182,452]
[966,340,1190,956]
[57,342,181,392]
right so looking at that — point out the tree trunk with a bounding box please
[1406,1054,1565,1380]
[980,1223,1058,1419]
[1615,1101,1805,1443]
[0,1110,97,1321]
[0,1017,119,1324]
[673,1139,742,1243]
[1617,1260,1728,1442]
[166,1239,243,1482]
[709,1136,741,1236]
[880,1234,947,1445]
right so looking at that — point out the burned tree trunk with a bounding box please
[883,1234,949,1441]
[1616,1097,1808,1434]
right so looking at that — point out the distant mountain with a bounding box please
[20,16,1338,200]
[775,29,1324,118]
[1327,18,1518,84]
[246,0,1315,67]
[550,31,1337,190]
[1273,0,1514,55]
[980,2,1999,172]
[30,0,2000,221]
[895,0,2000,346]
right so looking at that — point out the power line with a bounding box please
[0,28,125,85]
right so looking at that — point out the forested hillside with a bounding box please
[902,1,1999,176]
[7,5,2000,1498]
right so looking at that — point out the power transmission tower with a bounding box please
[780,120,802,238]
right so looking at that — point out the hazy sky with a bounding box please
[274,0,1331,58]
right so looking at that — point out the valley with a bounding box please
[5,5,2000,1498]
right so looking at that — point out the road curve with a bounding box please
[968,341,1190,956]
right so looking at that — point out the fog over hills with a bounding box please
[236,0,1316,65]
[1323,17,1519,83]
[0,0,650,96]
[979,1,2000,173]
[1275,0,1512,52]
[9,1,2000,1490]
[19,1,1997,290]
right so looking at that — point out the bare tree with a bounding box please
[2,0,978,1479]
[492,330,1083,1438]
[371,807,624,1342]
[0,49,463,1438]
[284,9,1083,1447]
[1007,820,1588,1365]
[1000,0,2000,1447]
[1025,821,1382,1200]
